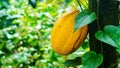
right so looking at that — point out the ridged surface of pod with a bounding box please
[50,10,88,55]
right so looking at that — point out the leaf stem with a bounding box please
[76,0,83,11]
[79,0,88,9]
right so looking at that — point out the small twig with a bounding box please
[76,0,83,11]
[79,0,88,9]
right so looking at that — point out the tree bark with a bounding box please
[89,0,119,68]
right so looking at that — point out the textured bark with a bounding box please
[89,0,119,68]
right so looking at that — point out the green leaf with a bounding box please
[61,0,72,8]
[95,25,120,48]
[82,51,103,68]
[46,0,53,4]
[63,57,82,67]
[0,42,4,49]
[29,0,37,8]
[65,0,72,3]
[0,0,9,9]
[50,51,57,61]
[95,31,118,48]
[116,48,120,53]
[74,10,96,31]
[82,41,89,49]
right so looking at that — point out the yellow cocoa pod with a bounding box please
[50,10,88,55]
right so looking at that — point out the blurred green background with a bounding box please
[0,0,89,68]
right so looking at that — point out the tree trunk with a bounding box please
[88,0,119,68]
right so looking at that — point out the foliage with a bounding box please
[95,25,120,53]
[0,0,94,67]
[74,10,96,31]
[82,51,103,68]
[63,57,82,67]
[0,0,66,67]
[1,0,119,68]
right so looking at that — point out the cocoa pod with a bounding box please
[50,10,88,55]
